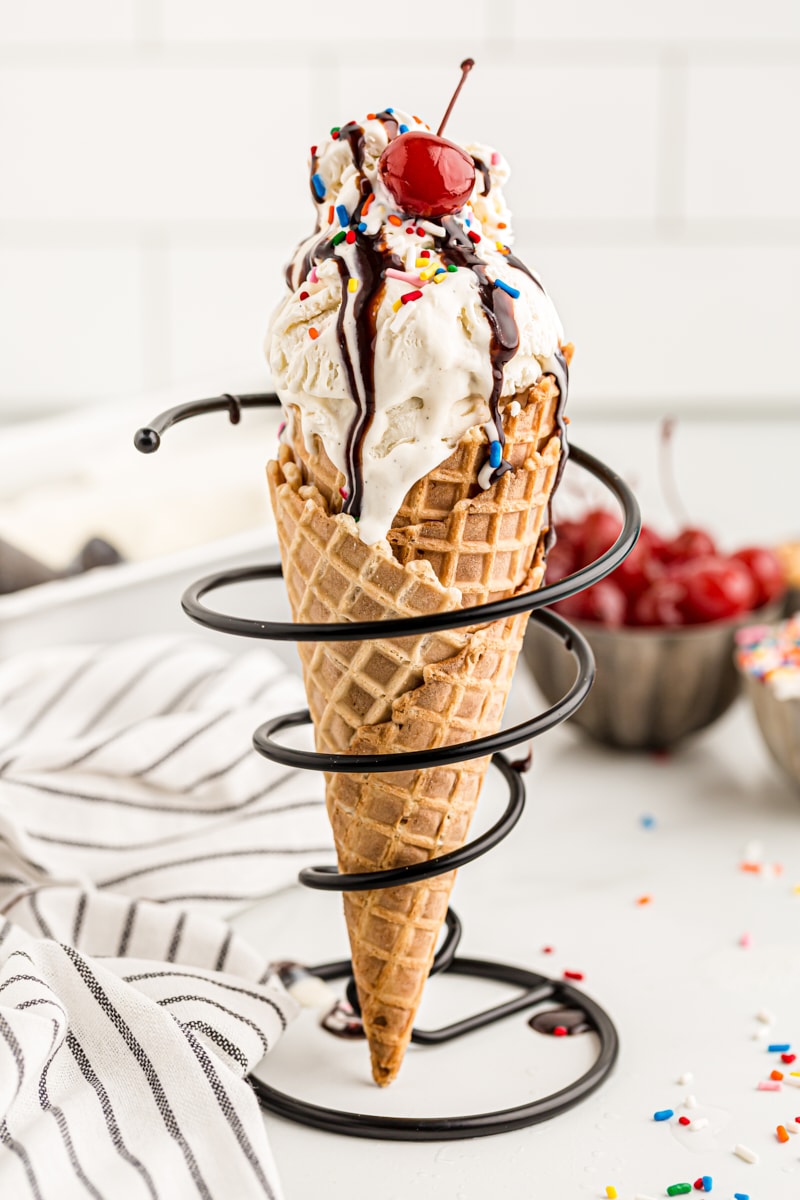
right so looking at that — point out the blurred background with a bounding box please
[1,0,798,643]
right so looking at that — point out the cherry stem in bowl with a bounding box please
[659,416,691,530]
[437,58,475,136]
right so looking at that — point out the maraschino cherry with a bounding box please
[378,59,477,218]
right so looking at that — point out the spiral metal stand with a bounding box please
[136,392,641,1141]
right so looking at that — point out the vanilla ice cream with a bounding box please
[266,107,567,545]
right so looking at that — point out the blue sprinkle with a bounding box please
[358,221,367,232]
[702,1179,712,1193]
[494,279,521,300]
[768,1043,790,1052]
[399,123,409,133]
[336,203,349,227]
[385,106,394,114]
[653,1108,674,1122]
[311,173,326,199]
[489,441,502,469]
[734,1195,749,1200]
[434,267,447,275]
[640,815,656,829]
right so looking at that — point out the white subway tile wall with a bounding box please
[1,1,798,419]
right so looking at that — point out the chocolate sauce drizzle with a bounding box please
[287,119,570,518]
[436,216,518,483]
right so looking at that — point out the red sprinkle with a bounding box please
[693,1179,704,1191]
[331,130,339,140]
[740,861,761,873]
[416,226,425,236]
[467,230,481,243]
[345,230,356,243]
[563,970,584,981]
[401,289,423,305]
[542,946,554,954]
[782,1053,797,1064]
[553,1025,568,1037]
[299,291,309,301]
[406,226,415,234]
[679,1117,692,1126]
[308,327,319,340]
[310,145,317,157]
[420,250,431,258]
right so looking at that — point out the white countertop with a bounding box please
[3,401,799,1199]
[235,662,800,1200]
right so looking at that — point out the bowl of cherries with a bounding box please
[525,510,788,749]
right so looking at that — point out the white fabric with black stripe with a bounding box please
[0,636,333,1199]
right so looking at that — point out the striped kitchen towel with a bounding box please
[0,635,334,1199]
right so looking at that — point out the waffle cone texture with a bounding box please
[267,373,564,1085]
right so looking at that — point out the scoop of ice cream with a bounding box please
[266,107,566,546]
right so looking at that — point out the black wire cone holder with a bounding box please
[136,391,641,1141]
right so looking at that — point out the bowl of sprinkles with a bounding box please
[736,613,800,789]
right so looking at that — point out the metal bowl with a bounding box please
[524,609,780,751]
[738,669,800,791]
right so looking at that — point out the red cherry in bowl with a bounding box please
[731,546,786,608]
[662,526,717,563]
[378,131,476,217]
[674,555,757,623]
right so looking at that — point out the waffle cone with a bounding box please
[267,372,564,1085]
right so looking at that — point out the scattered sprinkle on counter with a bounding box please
[734,1143,759,1164]
[605,1187,617,1199]
[757,1079,781,1091]
[701,1176,712,1192]
[653,1108,674,1121]
[677,1072,694,1085]
[739,931,752,947]
[757,1009,776,1024]
[563,969,584,981]
[666,1184,691,1196]
[769,1042,790,1052]
[640,814,656,829]
[691,1118,709,1131]
[777,1123,790,1142]
[637,894,653,905]
[782,1052,796,1062]
[678,1115,691,1126]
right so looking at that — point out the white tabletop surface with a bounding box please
[4,402,798,1199]
[234,661,800,1200]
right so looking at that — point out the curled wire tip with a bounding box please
[134,427,160,454]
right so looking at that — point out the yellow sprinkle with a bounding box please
[347,278,358,293]
[793,884,800,894]
[433,272,447,283]
[415,258,428,268]
[419,267,437,281]
[392,298,402,312]
[606,1188,617,1199]
[791,1071,800,1077]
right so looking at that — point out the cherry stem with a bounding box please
[437,58,475,137]
[658,416,691,529]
